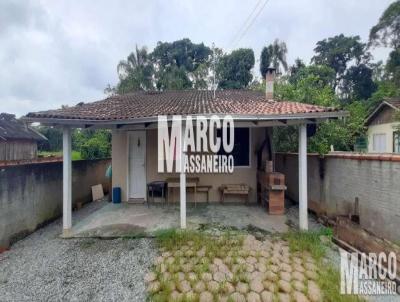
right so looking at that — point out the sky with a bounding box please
[0,0,394,117]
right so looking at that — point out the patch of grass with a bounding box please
[38,150,82,160]
[154,228,241,256]
[283,227,332,261]
[148,290,170,302]
[193,262,209,275]
[38,151,61,157]
[71,151,82,160]
[154,228,197,250]
[282,227,364,302]
[318,265,364,302]
[78,239,96,249]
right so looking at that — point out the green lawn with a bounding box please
[38,150,82,160]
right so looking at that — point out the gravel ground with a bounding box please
[0,201,157,302]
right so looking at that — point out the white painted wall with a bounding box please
[367,122,400,153]
[111,128,265,203]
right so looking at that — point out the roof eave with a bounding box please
[365,101,400,126]
[22,111,348,127]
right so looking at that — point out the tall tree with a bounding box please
[369,1,400,49]
[116,46,154,93]
[369,2,400,97]
[217,48,255,89]
[276,65,337,107]
[260,39,288,77]
[386,48,400,85]
[311,34,370,89]
[288,64,336,89]
[36,126,62,151]
[288,58,306,80]
[342,64,377,100]
[155,65,191,90]
[152,38,212,89]
[152,39,211,72]
[369,61,386,82]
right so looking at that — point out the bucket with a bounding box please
[112,187,121,204]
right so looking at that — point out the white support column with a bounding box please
[63,126,72,234]
[298,124,308,230]
[180,123,187,229]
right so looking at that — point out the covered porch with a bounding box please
[61,120,313,236]
[24,89,346,237]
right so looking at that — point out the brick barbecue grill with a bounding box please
[257,168,286,215]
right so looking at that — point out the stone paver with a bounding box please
[307,281,322,302]
[260,290,273,302]
[146,234,325,302]
[199,291,213,302]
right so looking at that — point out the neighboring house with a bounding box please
[0,113,47,161]
[25,73,346,234]
[365,100,400,153]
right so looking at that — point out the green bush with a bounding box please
[80,136,110,160]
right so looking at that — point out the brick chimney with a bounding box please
[265,67,276,100]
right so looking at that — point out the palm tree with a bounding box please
[117,45,154,93]
[260,39,288,77]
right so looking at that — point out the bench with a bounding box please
[219,184,251,203]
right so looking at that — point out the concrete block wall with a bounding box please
[275,153,400,242]
[0,159,110,248]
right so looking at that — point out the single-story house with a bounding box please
[24,71,346,235]
[0,113,47,161]
[365,100,400,153]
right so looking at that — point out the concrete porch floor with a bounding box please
[66,200,321,238]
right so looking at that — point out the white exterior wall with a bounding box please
[111,128,265,203]
[367,122,399,153]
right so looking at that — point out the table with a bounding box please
[166,177,200,205]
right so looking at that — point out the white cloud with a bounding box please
[0,0,394,117]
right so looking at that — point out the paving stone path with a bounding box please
[145,234,322,302]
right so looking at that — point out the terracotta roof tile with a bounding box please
[26,90,340,121]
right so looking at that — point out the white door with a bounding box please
[129,131,146,199]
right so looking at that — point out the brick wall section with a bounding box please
[275,153,400,242]
[0,159,110,248]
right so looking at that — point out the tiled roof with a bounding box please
[0,113,47,141]
[26,90,340,122]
